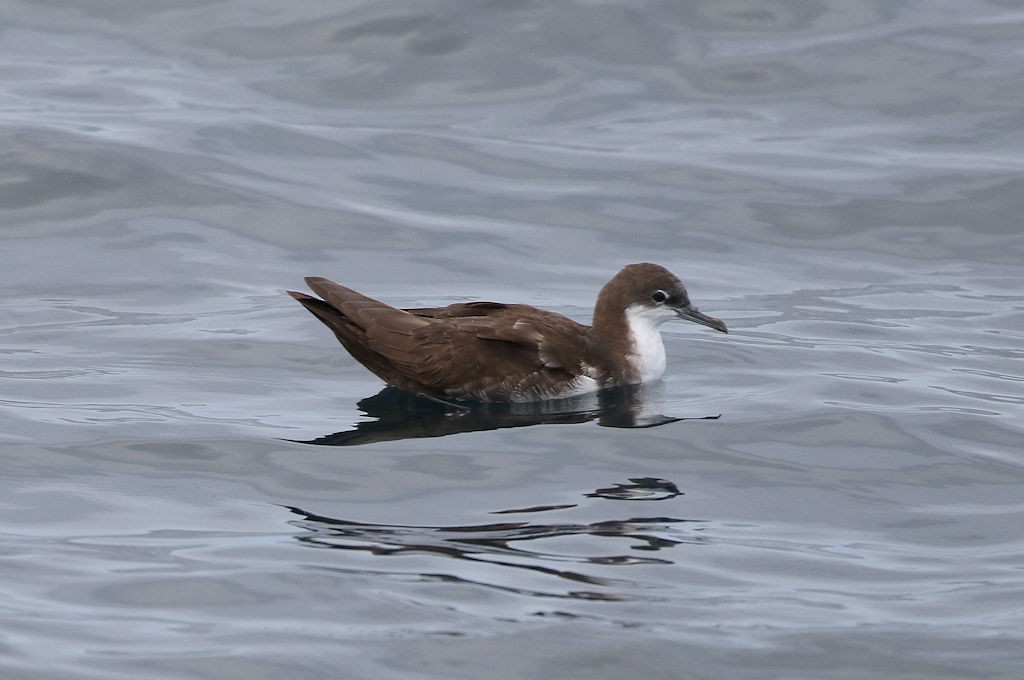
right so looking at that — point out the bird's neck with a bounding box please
[591,303,667,384]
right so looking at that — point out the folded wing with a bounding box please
[289,278,596,400]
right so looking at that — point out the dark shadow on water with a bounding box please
[286,497,706,599]
[585,477,683,501]
[291,385,720,446]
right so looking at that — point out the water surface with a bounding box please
[2,2,1023,679]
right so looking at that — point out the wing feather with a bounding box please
[293,278,599,400]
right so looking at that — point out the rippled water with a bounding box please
[3,2,1023,679]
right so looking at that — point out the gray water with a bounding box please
[2,2,1023,679]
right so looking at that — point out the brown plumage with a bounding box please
[288,263,727,402]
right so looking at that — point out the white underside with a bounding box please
[556,374,601,398]
[502,372,599,402]
[624,304,670,384]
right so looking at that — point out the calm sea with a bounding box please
[2,2,1022,679]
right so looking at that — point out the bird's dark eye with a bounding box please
[651,290,668,304]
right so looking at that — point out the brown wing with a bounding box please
[288,278,435,392]
[289,278,599,400]
[406,301,590,370]
[406,301,509,318]
[411,306,598,399]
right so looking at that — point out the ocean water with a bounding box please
[2,2,1023,679]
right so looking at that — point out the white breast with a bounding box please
[624,304,669,383]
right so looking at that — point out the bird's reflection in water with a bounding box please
[293,384,719,446]
[287,496,706,599]
[586,477,683,502]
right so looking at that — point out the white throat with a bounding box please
[623,304,671,383]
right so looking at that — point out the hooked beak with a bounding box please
[675,304,728,334]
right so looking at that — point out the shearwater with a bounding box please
[288,263,727,402]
